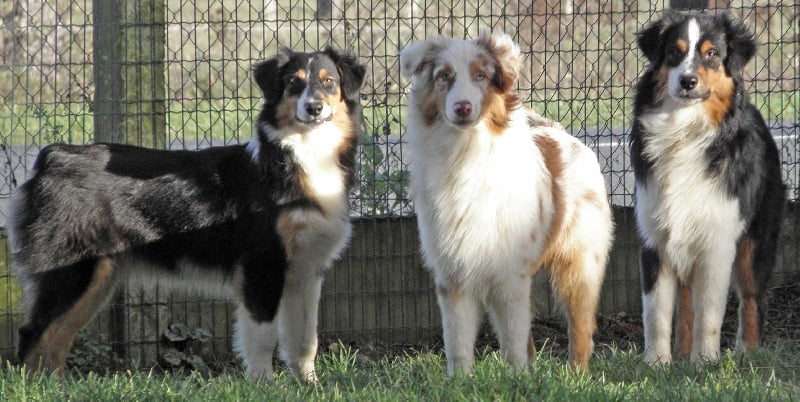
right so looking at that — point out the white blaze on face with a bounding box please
[668,18,700,101]
[295,56,335,123]
[439,43,486,126]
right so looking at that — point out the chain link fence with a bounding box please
[0,0,798,366]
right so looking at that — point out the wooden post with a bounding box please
[93,2,122,144]
[93,0,167,360]
[120,0,167,148]
[670,0,727,9]
[93,0,166,147]
[316,0,333,19]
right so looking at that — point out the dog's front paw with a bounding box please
[643,350,672,366]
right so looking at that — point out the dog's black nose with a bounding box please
[679,75,698,91]
[305,102,323,117]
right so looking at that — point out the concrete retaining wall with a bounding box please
[1,204,797,363]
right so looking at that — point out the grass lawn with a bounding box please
[2,342,799,401]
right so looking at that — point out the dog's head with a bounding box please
[637,11,755,110]
[253,48,365,130]
[400,31,522,133]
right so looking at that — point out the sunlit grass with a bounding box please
[1,342,798,401]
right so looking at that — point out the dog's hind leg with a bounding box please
[278,272,323,383]
[18,257,116,373]
[551,251,604,371]
[734,239,759,351]
[734,236,775,352]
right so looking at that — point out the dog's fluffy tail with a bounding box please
[526,110,562,129]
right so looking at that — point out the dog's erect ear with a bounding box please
[476,31,522,93]
[253,49,292,105]
[323,47,366,101]
[399,38,442,79]
[720,13,756,76]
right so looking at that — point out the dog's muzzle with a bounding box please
[296,100,334,126]
[669,72,710,103]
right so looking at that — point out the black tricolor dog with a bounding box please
[9,48,365,381]
[630,11,784,364]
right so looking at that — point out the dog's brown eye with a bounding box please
[704,49,718,60]
[323,77,335,87]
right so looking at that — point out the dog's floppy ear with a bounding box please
[399,38,441,78]
[253,49,291,105]
[476,31,522,93]
[638,10,691,65]
[637,18,666,64]
[720,13,756,76]
[323,47,366,101]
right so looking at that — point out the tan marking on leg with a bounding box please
[276,212,307,258]
[436,283,462,302]
[534,173,607,371]
[739,298,759,350]
[565,282,597,372]
[530,133,566,273]
[26,258,117,373]
[674,283,693,358]
[527,331,536,358]
[548,251,600,372]
[24,342,46,372]
[734,239,760,350]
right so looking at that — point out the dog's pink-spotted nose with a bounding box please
[453,101,472,117]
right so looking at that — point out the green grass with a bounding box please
[2,89,796,148]
[2,343,799,401]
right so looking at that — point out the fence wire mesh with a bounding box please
[0,0,798,366]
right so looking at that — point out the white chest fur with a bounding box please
[409,115,553,289]
[274,123,352,274]
[279,125,348,214]
[635,106,745,280]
